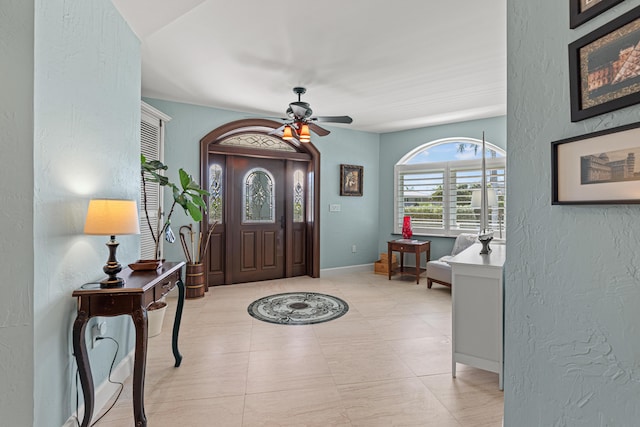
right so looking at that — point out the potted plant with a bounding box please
[178,221,217,299]
[139,154,209,264]
[138,155,210,333]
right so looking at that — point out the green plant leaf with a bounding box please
[142,159,168,173]
[191,194,206,210]
[179,169,190,190]
[172,186,181,201]
[186,201,203,222]
[176,193,187,207]
[145,173,169,186]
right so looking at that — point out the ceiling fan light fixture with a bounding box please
[282,125,293,140]
[299,124,311,142]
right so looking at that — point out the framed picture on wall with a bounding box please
[569,5,640,121]
[340,164,363,196]
[551,121,640,204]
[570,0,625,29]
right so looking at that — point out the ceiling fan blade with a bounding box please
[311,115,353,124]
[308,122,330,137]
[268,124,286,136]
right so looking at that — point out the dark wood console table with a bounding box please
[387,240,431,284]
[72,261,185,427]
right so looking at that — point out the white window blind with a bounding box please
[396,168,446,232]
[140,102,170,259]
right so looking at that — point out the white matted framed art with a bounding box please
[552,122,640,204]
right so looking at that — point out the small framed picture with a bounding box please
[552,122,640,204]
[569,5,640,121]
[340,164,363,196]
[570,0,625,29]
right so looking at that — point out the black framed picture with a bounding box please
[570,0,625,29]
[552,121,640,204]
[340,164,363,196]
[570,5,640,121]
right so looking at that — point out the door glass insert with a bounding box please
[219,133,296,152]
[209,163,223,223]
[293,170,305,223]
[244,168,275,223]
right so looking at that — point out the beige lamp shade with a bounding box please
[299,124,311,142]
[84,199,140,235]
[282,125,294,140]
[470,188,497,208]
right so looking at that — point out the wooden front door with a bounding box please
[200,119,321,286]
[229,156,285,283]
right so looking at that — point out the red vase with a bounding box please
[402,216,413,239]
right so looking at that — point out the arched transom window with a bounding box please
[394,137,506,238]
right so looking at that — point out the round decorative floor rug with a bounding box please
[247,292,349,325]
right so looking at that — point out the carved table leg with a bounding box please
[387,243,392,280]
[131,307,148,427]
[415,249,420,285]
[172,276,185,367]
[72,310,93,427]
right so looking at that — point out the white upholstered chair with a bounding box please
[426,233,477,288]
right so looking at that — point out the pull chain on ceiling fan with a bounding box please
[273,87,353,143]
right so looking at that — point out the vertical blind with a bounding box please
[140,111,163,259]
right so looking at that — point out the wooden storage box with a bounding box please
[379,253,397,263]
[374,259,398,275]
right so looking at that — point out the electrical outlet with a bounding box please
[352,244,357,253]
[91,321,107,349]
[329,204,341,212]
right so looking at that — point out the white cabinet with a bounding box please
[448,242,505,390]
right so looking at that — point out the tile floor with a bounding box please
[95,271,503,426]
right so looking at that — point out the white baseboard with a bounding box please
[320,263,373,276]
[63,349,134,426]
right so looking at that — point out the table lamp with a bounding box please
[471,188,497,211]
[84,199,140,287]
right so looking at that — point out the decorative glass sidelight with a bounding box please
[293,170,305,223]
[209,164,223,223]
[244,168,275,223]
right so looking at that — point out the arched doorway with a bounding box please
[200,119,320,286]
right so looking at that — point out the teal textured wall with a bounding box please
[314,126,380,268]
[33,0,140,424]
[0,1,35,425]
[506,0,640,424]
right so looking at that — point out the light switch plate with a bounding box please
[329,204,341,212]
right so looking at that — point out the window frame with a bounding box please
[394,138,506,239]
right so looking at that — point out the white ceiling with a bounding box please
[111,0,506,134]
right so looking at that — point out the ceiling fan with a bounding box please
[271,87,353,142]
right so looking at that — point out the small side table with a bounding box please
[387,240,431,284]
[72,261,185,427]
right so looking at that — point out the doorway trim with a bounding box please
[200,119,321,283]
